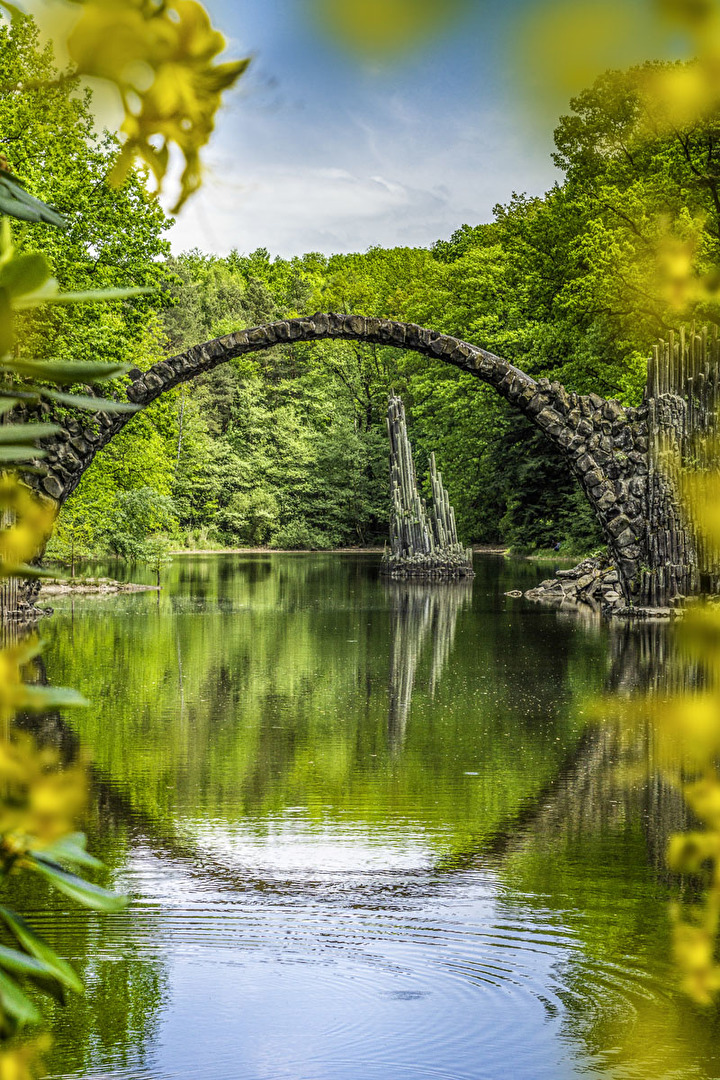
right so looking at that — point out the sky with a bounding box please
[167,0,677,260]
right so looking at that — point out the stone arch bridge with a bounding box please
[27,313,706,607]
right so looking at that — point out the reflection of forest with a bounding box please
[496,619,720,1080]
[455,620,691,870]
[25,560,719,1080]
[386,579,473,750]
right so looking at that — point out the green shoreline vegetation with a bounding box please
[5,20,719,570]
[9,0,704,786]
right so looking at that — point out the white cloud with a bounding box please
[165,54,561,258]
[169,163,453,257]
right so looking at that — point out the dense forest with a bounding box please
[6,20,720,559]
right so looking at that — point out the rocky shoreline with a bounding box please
[39,577,159,596]
[509,556,684,619]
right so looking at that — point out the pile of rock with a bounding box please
[383,550,475,579]
[39,577,159,596]
[514,556,682,618]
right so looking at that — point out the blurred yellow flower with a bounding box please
[66,0,249,210]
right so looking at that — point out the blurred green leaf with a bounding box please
[0,1,26,23]
[0,446,44,461]
[41,389,138,413]
[2,358,130,385]
[0,969,40,1026]
[20,686,88,709]
[0,906,83,994]
[36,833,102,871]
[0,565,58,580]
[0,169,65,229]
[0,944,62,982]
[13,286,151,310]
[0,287,12,357]
[29,857,127,913]
[0,424,60,443]
[0,253,51,299]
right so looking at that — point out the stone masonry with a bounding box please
[24,313,687,606]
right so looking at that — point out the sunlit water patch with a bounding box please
[24,555,720,1079]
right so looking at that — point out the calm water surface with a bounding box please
[25,554,720,1080]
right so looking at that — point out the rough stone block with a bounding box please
[525,393,552,417]
[615,527,638,549]
[536,406,564,430]
[449,343,472,365]
[475,355,497,376]
[387,322,406,345]
[584,468,605,488]
[430,335,453,356]
[41,475,63,499]
[597,489,617,510]
[576,453,597,473]
[602,399,624,422]
[607,513,632,538]
[617,556,638,578]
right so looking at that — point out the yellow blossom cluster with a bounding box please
[66,0,249,211]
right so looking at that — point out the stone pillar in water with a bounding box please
[383,395,474,579]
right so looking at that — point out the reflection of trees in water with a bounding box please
[495,622,720,1080]
[606,619,704,697]
[447,620,692,873]
[386,580,473,751]
[14,657,168,1080]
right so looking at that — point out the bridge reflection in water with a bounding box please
[17,556,720,1080]
[386,578,473,752]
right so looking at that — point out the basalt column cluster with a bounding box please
[642,328,720,604]
[384,396,474,579]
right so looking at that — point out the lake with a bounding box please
[24,554,720,1079]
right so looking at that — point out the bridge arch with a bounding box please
[33,313,655,602]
